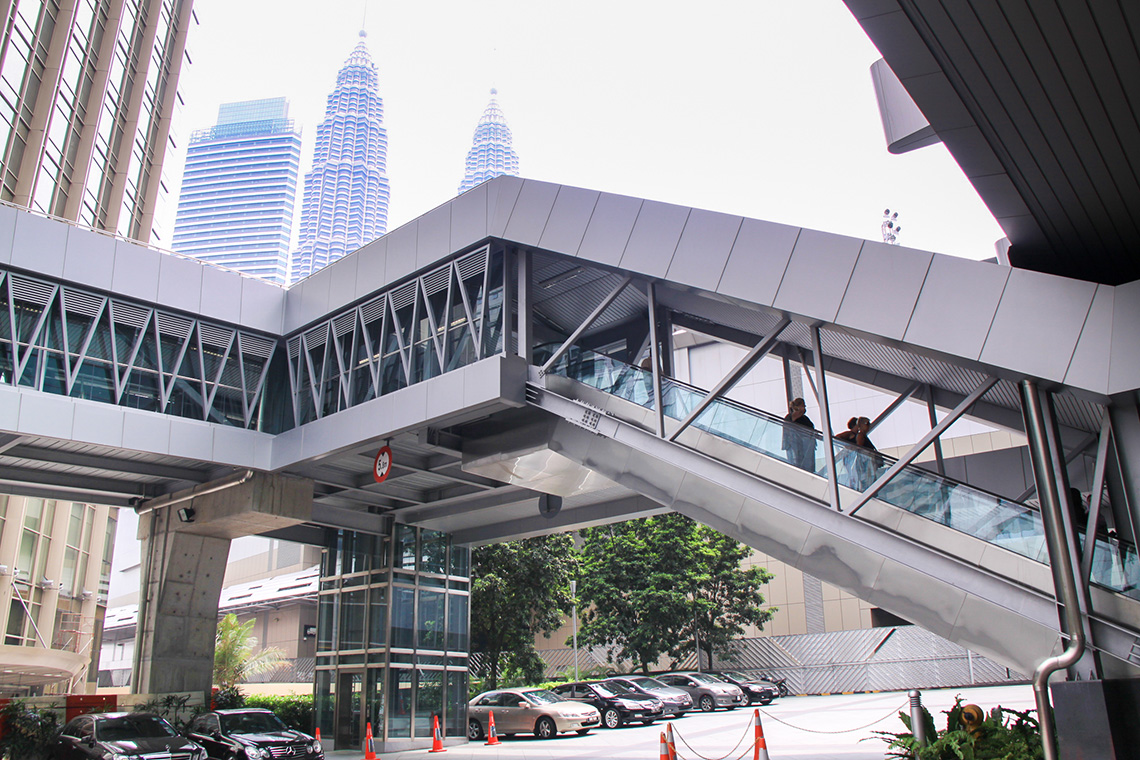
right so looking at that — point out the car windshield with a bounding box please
[592,683,633,698]
[629,677,667,689]
[521,690,563,705]
[221,713,288,734]
[688,673,723,685]
[719,671,747,681]
[96,716,178,742]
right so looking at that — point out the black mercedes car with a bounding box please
[186,709,323,760]
[51,712,207,760]
[551,681,664,728]
[709,670,780,705]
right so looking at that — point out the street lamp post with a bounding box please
[571,580,579,681]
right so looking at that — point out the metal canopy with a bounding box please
[844,0,1140,285]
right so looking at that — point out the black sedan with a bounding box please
[709,670,780,705]
[186,709,323,760]
[51,712,207,760]
[551,681,664,729]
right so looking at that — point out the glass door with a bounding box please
[335,671,364,749]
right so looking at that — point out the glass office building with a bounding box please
[292,34,390,282]
[315,525,470,751]
[172,98,302,284]
[0,0,193,243]
[457,90,519,194]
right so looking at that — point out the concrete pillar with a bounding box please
[132,472,313,694]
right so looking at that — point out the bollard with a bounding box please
[909,690,926,747]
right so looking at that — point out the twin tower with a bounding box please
[171,35,520,286]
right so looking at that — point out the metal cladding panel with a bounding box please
[577,192,643,268]
[240,276,286,335]
[904,255,1010,361]
[326,252,360,313]
[618,200,689,279]
[1109,279,1140,395]
[13,211,67,277]
[773,229,863,323]
[503,179,559,247]
[717,217,800,307]
[980,267,1097,383]
[382,222,419,289]
[199,264,244,325]
[111,238,160,303]
[450,180,489,252]
[1064,285,1113,395]
[538,185,600,257]
[354,236,388,300]
[63,226,116,291]
[836,241,932,342]
[157,253,204,315]
[666,208,742,293]
[0,204,16,265]
[415,203,452,272]
[487,174,524,239]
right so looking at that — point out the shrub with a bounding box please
[0,701,60,760]
[131,693,203,733]
[243,695,314,733]
[874,696,1044,760]
[212,687,246,710]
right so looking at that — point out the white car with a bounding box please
[468,688,601,740]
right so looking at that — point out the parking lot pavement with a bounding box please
[330,684,1035,760]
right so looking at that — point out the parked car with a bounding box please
[51,712,207,760]
[603,675,693,718]
[550,681,665,728]
[708,670,780,705]
[467,688,600,740]
[655,672,745,711]
[185,709,323,760]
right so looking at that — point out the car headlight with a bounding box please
[310,740,323,754]
[110,754,133,760]
[244,747,267,760]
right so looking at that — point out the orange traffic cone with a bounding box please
[484,710,501,746]
[314,727,321,745]
[665,723,677,760]
[753,709,770,760]
[429,715,446,753]
[659,732,669,760]
[363,722,376,760]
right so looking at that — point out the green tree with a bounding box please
[471,534,578,689]
[578,514,774,672]
[214,613,287,690]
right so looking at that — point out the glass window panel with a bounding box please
[420,530,446,575]
[415,670,442,739]
[391,587,415,649]
[366,668,385,741]
[387,669,412,738]
[445,671,467,738]
[339,589,366,649]
[317,594,337,652]
[449,545,469,578]
[315,670,335,739]
[368,586,387,648]
[417,589,445,651]
[394,525,416,571]
[447,594,468,653]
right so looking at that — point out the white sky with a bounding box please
[152,0,1006,260]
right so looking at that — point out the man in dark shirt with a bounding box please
[782,397,817,471]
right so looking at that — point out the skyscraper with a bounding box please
[172,98,301,284]
[457,89,520,194]
[0,0,194,243]
[292,32,390,282]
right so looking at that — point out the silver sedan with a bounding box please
[468,688,601,740]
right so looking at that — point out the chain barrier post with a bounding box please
[909,690,926,747]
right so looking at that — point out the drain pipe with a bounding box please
[1019,380,1085,760]
[135,469,255,515]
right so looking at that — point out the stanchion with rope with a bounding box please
[484,711,501,746]
[429,714,446,753]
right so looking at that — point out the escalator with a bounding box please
[514,347,1140,677]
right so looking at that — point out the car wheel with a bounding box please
[467,719,484,741]
[760,697,773,706]
[641,719,656,725]
[602,708,623,729]
[699,695,715,712]
[674,712,687,719]
[576,728,591,735]
[534,717,557,739]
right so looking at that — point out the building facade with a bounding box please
[172,98,302,284]
[0,496,117,695]
[0,0,194,243]
[291,33,390,282]
[457,90,519,195]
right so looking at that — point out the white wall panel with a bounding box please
[1064,285,1111,395]
[837,241,932,341]
[904,256,1009,361]
[667,209,742,292]
[295,265,332,331]
[619,200,689,279]
[63,227,116,290]
[0,205,18,264]
[326,251,360,313]
[773,229,862,322]
[17,391,74,439]
[577,193,642,268]
[980,268,1096,382]
[486,175,524,238]
[383,222,418,287]
[111,240,161,303]
[167,418,216,461]
[198,266,243,325]
[12,212,67,276]
[157,254,204,315]
[538,185,599,256]
[71,401,125,448]
[354,238,387,300]
[1108,279,1140,396]
[239,278,285,334]
[450,182,489,252]
[122,409,171,454]
[717,218,801,307]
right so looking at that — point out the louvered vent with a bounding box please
[156,312,193,339]
[239,334,276,360]
[457,247,488,280]
[198,324,235,349]
[390,282,416,310]
[333,312,356,337]
[422,266,450,296]
[304,324,328,349]
[62,290,105,318]
[111,302,151,329]
[10,276,56,305]
[360,295,385,325]
[287,336,301,360]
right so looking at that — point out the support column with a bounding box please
[132,472,313,694]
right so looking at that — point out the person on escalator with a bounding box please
[835,416,879,490]
[782,398,816,472]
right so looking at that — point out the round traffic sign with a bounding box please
[373,446,393,483]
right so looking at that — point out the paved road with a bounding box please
[333,684,1035,760]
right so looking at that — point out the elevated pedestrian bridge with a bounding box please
[0,176,1138,684]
